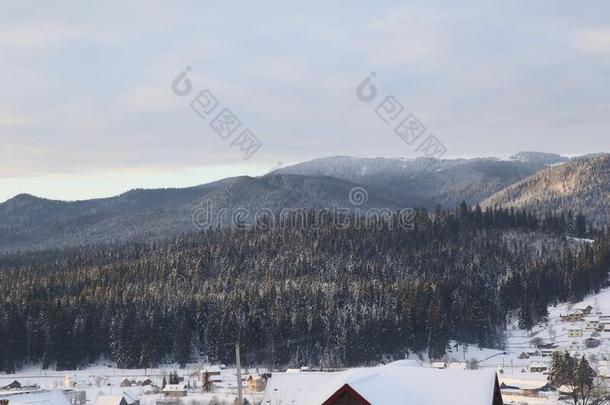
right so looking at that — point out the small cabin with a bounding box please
[162,384,187,397]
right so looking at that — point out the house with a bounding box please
[1,381,21,390]
[575,305,593,315]
[200,365,222,376]
[0,390,71,405]
[142,385,160,395]
[519,381,553,396]
[524,350,538,357]
[598,361,610,378]
[529,362,548,373]
[162,384,187,397]
[567,327,583,338]
[119,378,132,388]
[585,337,601,348]
[448,362,467,370]
[498,377,548,392]
[565,340,584,351]
[246,375,266,391]
[261,360,503,405]
[585,317,600,330]
[560,313,584,322]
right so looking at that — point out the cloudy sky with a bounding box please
[1,1,609,201]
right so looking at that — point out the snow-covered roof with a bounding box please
[0,390,71,405]
[261,360,498,405]
[598,365,610,378]
[200,365,221,373]
[162,384,187,392]
[529,362,547,368]
[499,376,548,390]
[95,395,126,405]
[448,362,467,370]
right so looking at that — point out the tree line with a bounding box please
[0,205,608,372]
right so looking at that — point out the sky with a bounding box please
[1,0,610,202]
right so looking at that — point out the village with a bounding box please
[3,288,610,405]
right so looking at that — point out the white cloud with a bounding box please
[577,29,610,51]
[118,86,176,112]
[0,113,36,127]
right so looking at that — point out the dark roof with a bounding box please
[1,381,21,389]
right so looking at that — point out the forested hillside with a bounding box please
[482,154,610,226]
[0,205,608,373]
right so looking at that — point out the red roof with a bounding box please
[322,383,372,405]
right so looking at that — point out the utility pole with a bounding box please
[236,342,243,405]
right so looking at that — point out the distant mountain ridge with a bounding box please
[508,151,569,165]
[3,151,603,254]
[273,154,567,208]
[0,173,400,253]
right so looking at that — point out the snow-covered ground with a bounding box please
[442,286,610,404]
[0,363,264,405]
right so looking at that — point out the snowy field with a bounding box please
[0,363,264,405]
